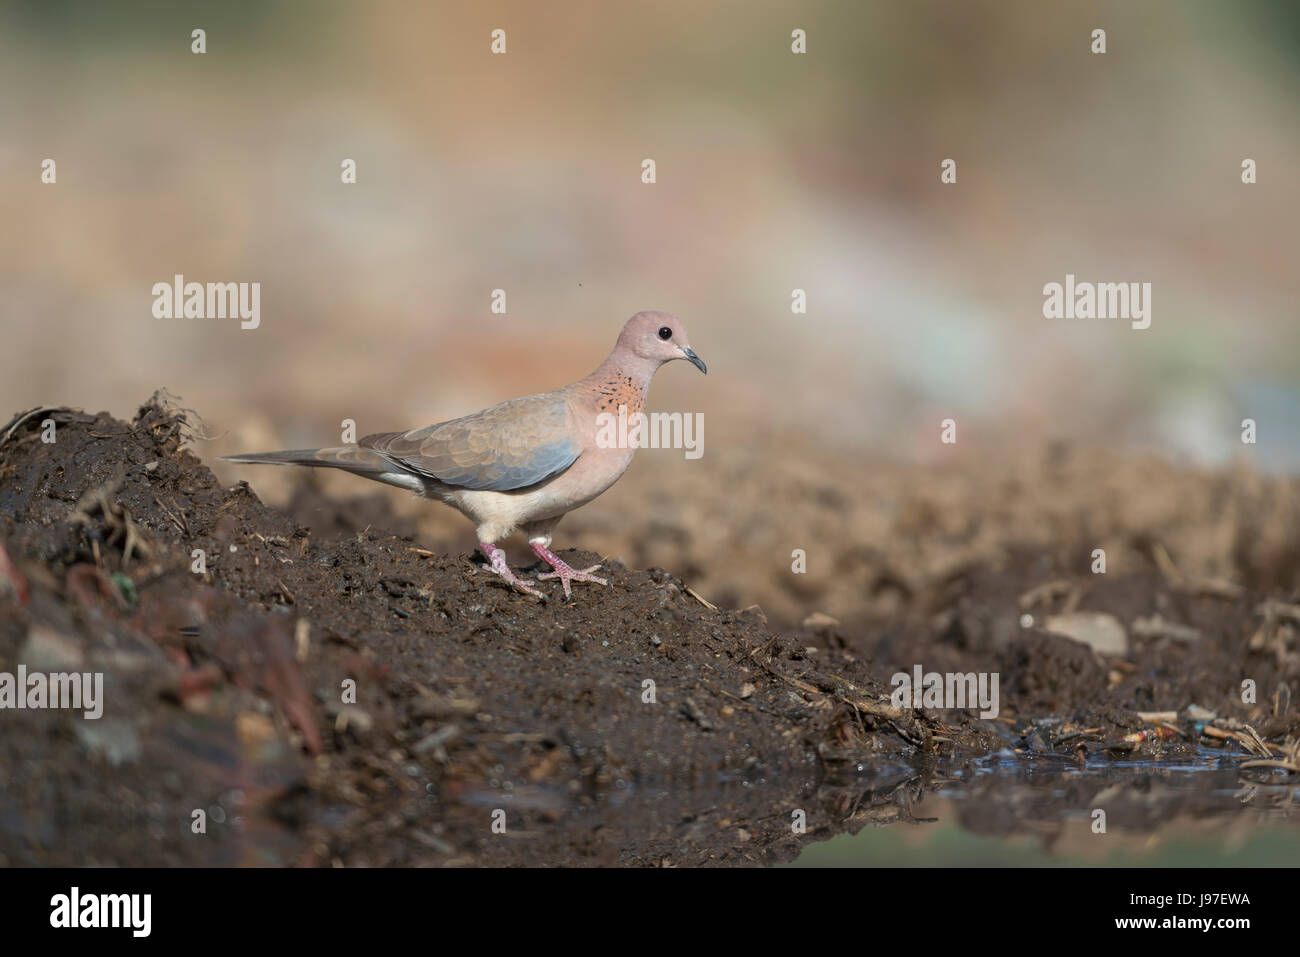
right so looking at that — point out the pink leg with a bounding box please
[530,543,608,599]
[479,542,547,600]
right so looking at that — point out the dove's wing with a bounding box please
[360,392,581,492]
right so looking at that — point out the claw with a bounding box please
[479,542,548,601]
[508,578,549,600]
[537,565,608,600]
[530,543,609,599]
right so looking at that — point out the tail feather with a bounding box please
[219,447,426,491]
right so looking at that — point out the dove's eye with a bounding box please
[658,326,672,340]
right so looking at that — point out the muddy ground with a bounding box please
[1,397,1297,866]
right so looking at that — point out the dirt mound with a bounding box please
[0,396,993,866]
[3,397,1296,866]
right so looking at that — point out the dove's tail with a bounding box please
[219,447,426,492]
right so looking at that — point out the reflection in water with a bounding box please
[439,748,1300,868]
[447,749,1297,866]
[792,749,1299,866]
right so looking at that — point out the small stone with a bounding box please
[801,612,840,629]
[76,719,142,766]
[235,711,278,747]
[20,624,85,670]
[1044,612,1127,655]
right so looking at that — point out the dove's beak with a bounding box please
[681,346,707,375]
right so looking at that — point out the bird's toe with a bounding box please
[513,580,548,600]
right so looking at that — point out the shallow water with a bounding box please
[790,749,1300,866]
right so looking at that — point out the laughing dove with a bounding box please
[222,311,706,599]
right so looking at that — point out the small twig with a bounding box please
[1136,711,1179,723]
[1239,759,1299,773]
[1018,579,1073,610]
[154,496,189,536]
[1186,578,1244,600]
[87,425,152,439]
[1150,541,1182,585]
[685,586,717,611]
[1,407,78,445]
[1256,600,1300,624]
[1131,614,1200,643]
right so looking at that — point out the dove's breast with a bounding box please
[420,370,651,542]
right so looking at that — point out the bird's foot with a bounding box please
[530,543,608,600]
[479,542,547,600]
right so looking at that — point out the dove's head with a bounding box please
[617,310,707,374]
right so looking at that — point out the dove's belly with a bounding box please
[433,446,634,541]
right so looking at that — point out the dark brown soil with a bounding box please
[0,397,1296,866]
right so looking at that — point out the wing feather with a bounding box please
[360,393,580,492]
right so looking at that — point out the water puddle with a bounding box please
[791,749,1300,866]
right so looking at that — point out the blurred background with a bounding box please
[3,0,1298,624]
